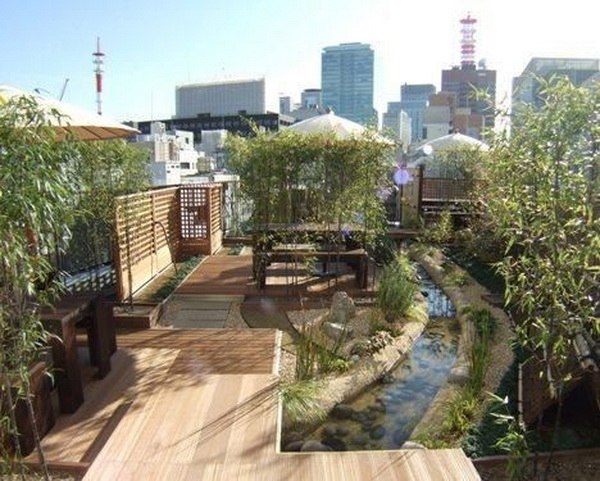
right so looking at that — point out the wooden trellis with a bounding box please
[114,184,222,301]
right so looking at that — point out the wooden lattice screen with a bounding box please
[421,178,469,201]
[114,184,222,301]
[178,184,222,258]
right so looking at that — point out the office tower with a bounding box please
[321,43,375,125]
[400,84,436,143]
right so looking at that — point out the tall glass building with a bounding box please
[400,84,436,143]
[321,43,375,126]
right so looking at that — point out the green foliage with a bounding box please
[376,253,417,322]
[226,127,393,245]
[63,140,150,275]
[489,394,530,481]
[483,77,600,404]
[153,256,203,301]
[442,389,479,437]
[0,95,81,476]
[294,323,349,380]
[421,209,454,245]
[280,379,326,427]
[464,307,497,395]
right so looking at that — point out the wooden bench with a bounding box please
[40,293,116,414]
[254,248,368,289]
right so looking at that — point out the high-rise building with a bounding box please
[441,15,496,128]
[382,102,411,150]
[321,42,375,125]
[175,78,266,118]
[279,95,292,114]
[512,57,599,109]
[301,89,322,109]
[441,65,496,128]
[399,84,436,143]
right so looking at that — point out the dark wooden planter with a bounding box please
[5,362,56,456]
[112,302,163,329]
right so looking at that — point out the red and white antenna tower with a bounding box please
[93,37,105,115]
[460,14,477,69]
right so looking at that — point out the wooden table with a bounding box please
[254,248,368,289]
[40,293,115,413]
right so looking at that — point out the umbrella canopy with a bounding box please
[287,111,367,139]
[0,84,139,141]
[413,133,489,156]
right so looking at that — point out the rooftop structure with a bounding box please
[175,78,266,118]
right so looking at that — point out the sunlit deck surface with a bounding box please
[26,327,479,480]
[176,254,375,300]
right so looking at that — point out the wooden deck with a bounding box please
[176,254,375,301]
[26,328,479,480]
[175,255,256,297]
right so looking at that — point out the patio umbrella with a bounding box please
[0,84,138,141]
[288,111,366,139]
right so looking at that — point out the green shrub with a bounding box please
[376,253,417,322]
[443,390,479,436]
[421,209,454,245]
[280,379,325,426]
[154,256,202,301]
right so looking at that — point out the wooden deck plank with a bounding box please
[31,326,478,481]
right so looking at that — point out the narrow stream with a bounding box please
[300,265,459,451]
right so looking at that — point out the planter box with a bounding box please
[113,302,163,329]
[6,362,55,456]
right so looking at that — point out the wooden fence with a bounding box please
[114,184,222,301]
[400,168,473,225]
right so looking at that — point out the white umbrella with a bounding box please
[413,133,489,156]
[0,84,138,141]
[287,111,365,139]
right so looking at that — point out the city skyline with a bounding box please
[1,1,599,123]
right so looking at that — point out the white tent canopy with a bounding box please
[412,133,489,158]
[286,111,365,139]
[408,133,489,178]
[0,84,138,141]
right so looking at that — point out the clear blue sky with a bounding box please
[2,0,599,123]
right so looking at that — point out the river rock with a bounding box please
[322,437,347,451]
[300,440,331,452]
[380,373,395,384]
[352,433,369,446]
[283,440,304,452]
[332,403,354,420]
[370,425,386,440]
[323,321,353,341]
[323,424,338,437]
[284,431,303,444]
[401,441,426,449]
[448,364,469,385]
[329,291,356,324]
[392,428,409,446]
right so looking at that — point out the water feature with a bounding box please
[292,264,459,451]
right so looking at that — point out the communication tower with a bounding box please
[93,37,105,115]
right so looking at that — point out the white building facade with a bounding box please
[175,78,266,118]
[133,122,200,186]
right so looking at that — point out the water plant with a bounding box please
[376,253,417,322]
[280,379,325,427]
